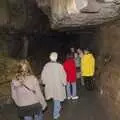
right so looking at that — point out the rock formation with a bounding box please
[36,0,120,29]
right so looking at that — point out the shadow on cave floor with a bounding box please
[0,87,110,120]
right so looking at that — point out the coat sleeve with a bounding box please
[41,64,48,85]
[92,56,95,75]
[11,81,17,102]
[81,57,84,75]
[34,78,47,110]
[11,80,21,102]
[60,65,67,86]
[63,62,67,73]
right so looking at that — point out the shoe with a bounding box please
[72,96,79,100]
[54,115,60,120]
[67,96,71,100]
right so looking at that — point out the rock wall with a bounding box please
[0,34,19,104]
[0,0,27,29]
[96,20,120,119]
[0,0,10,26]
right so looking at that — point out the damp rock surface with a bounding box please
[96,20,120,119]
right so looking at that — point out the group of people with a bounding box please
[69,47,95,90]
[11,47,95,120]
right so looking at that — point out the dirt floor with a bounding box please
[0,87,111,120]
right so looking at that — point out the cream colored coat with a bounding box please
[11,75,47,110]
[41,62,67,101]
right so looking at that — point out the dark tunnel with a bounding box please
[26,29,97,74]
[7,28,97,75]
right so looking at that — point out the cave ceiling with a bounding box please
[0,0,120,33]
[36,0,120,29]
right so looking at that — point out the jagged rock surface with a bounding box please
[52,2,120,29]
[37,0,120,29]
[96,20,120,119]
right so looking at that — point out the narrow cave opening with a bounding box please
[26,28,97,74]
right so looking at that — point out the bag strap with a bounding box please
[22,84,36,94]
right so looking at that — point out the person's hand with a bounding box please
[42,104,47,112]
[63,83,67,87]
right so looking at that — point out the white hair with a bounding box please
[49,52,58,61]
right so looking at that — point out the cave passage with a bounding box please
[1,0,120,119]
[0,27,113,120]
[27,29,97,73]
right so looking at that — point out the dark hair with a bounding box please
[66,52,73,59]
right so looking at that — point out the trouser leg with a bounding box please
[71,82,77,97]
[81,77,85,86]
[66,82,71,98]
[24,116,33,120]
[84,77,94,90]
[34,111,43,120]
[53,100,61,119]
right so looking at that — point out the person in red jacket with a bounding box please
[63,52,79,100]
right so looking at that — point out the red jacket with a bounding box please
[63,59,76,83]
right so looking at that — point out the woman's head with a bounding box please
[70,47,75,53]
[15,60,32,78]
[74,53,78,58]
[77,48,82,54]
[84,49,89,54]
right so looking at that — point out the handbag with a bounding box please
[17,84,42,117]
[17,103,42,117]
